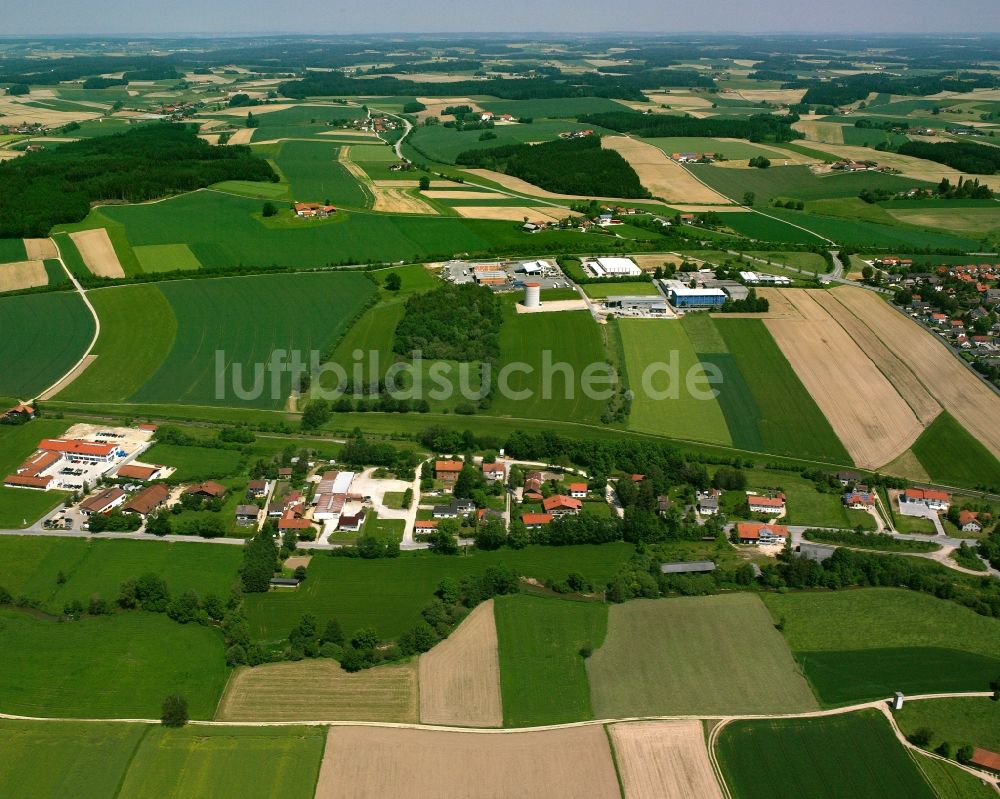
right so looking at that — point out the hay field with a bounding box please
[339,147,437,214]
[886,207,1000,233]
[602,136,731,203]
[830,286,1000,461]
[737,88,808,105]
[811,291,941,425]
[314,725,621,799]
[68,228,125,278]
[0,261,47,292]
[792,118,845,144]
[462,167,671,205]
[0,97,102,127]
[610,721,724,799]
[453,205,564,222]
[418,600,502,727]
[764,290,923,468]
[215,660,418,722]
[414,96,485,122]
[226,128,255,145]
[422,190,503,199]
[23,238,57,260]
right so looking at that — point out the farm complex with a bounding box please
[1,27,1000,799]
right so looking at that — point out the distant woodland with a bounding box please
[898,140,1000,175]
[0,124,276,237]
[577,112,800,142]
[456,136,650,199]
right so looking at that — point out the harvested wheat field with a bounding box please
[215,659,418,722]
[811,290,940,425]
[198,133,221,145]
[0,261,47,292]
[418,599,502,727]
[314,725,621,799]
[415,96,484,122]
[668,204,742,212]
[374,179,451,188]
[736,88,808,105]
[792,118,845,144]
[226,128,255,145]
[68,229,124,278]
[610,721,724,799]
[831,286,1000,460]
[714,287,802,320]
[462,168,670,206]
[602,136,731,203]
[453,205,564,222]
[765,290,923,468]
[0,98,102,127]
[881,448,932,483]
[23,238,57,261]
[210,103,298,116]
[421,190,503,199]
[339,147,437,214]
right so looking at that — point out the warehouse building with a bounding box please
[583,257,642,277]
[602,295,670,316]
[663,280,727,308]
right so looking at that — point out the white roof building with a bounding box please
[586,257,642,277]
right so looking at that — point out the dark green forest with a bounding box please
[898,140,1000,175]
[577,111,799,142]
[394,283,503,362]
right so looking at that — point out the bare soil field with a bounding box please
[317,129,378,139]
[209,103,298,116]
[314,725,621,799]
[516,299,590,314]
[418,600,502,727]
[225,128,255,145]
[68,229,125,278]
[736,88,808,105]
[452,205,564,222]
[713,286,803,320]
[644,92,715,109]
[831,286,1000,460]
[881,448,932,483]
[421,190,503,199]
[610,721,724,799]
[602,136,732,203]
[282,555,312,571]
[792,118,845,144]
[23,238,58,261]
[765,290,923,468]
[462,168,671,206]
[811,290,941,426]
[214,660,418,722]
[0,261,47,292]
[198,134,221,145]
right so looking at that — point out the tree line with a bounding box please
[577,111,800,143]
[897,140,1000,175]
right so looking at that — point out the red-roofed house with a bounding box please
[843,490,876,509]
[569,483,588,499]
[737,522,788,545]
[414,520,439,532]
[482,463,506,481]
[901,488,951,512]
[747,494,785,514]
[117,464,165,482]
[958,510,984,533]
[4,474,54,490]
[970,748,1000,774]
[521,512,553,529]
[80,487,127,516]
[3,402,36,421]
[542,495,582,516]
[435,460,464,482]
[40,439,116,462]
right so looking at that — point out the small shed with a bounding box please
[659,561,716,574]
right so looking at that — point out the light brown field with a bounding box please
[282,555,312,571]
[830,286,1000,461]
[316,129,378,139]
[374,179,453,188]
[339,147,438,214]
[668,204,742,212]
[209,103,297,117]
[68,229,124,278]
[421,190,503,199]
[415,96,484,122]
[609,721,724,799]
[765,290,923,468]
[516,298,590,314]
[198,134,220,145]
[602,136,732,203]
[0,98,102,127]
[418,600,502,727]
[881,448,932,483]
[452,205,564,222]
[644,92,715,109]
[811,290,941,425]
[736,88,808,105]
[885,207,1000,233]
[214,660,418,722]
[0,261,47,292]
[314,725,621,799]
[225,128,255,145]
[792,118,845,144]
[23,238,57,261]
[461,167,668,206]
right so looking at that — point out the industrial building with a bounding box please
[740,271,792,286]
[583,257,642,278]
[663,280,728,308]
[602,295,669,316]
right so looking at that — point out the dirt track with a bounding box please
[610,720,724,799]
[602,136,732,204]
[314,725,621,799]
[418,600,502,727]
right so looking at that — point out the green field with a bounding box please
[763,589,1000,704]
[0,720,147,799]
[714,319,851,463]
[490,305,609,424]
[133,243,202,272]
[0,609,227,718]
[244,544,633,642]
[324,300,404,388]
[141,443,246,481]
[911,753,999,799]
[57,284,178,402]
[717,710,936,799]
[897,696,1000,754]
[494,594,607,727]
[0,291,94,399]
[722,212,832,244]
[912,412,1000,490]
[647,137,791,160]
[243,104,367,140]
[273,140,371,208]
[743,470,862,528]
[619,318,732,446]
[587,595,818,717]
[118,726,326,799]
[0,238,27,263]
[0,536,241,614]
[128,272,375,408]
[581,281,660,298]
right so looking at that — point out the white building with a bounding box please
[584,257,642,278]
[740,271,792,286]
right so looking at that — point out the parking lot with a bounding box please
[441,259,570,291]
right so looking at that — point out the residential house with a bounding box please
[294,202,336,218]
[542,495,582,516]
[521,512,553,529]
[337,510,366,532]
[843,490,876,510]
[837,471,861,486]
[121,484,170,518]
[117,464,165,482]
[278,467,293,479]
[737,522,788,545]
[698,489,720,516]
[482,463,506,482]
[958,510,985,533]
[524,471,543,493]
[277,513,314,534]
[569,483,588,499]
[414,520,439,533]
[747,493,786,515]
[3,402,36,422]
[246,479,269,499]
[435,460,464,483]
[267,502,285,518]
[79,487,127,516]
[432,500,474,519]
[900,488,951,512]
[236,505,262,527]
[183,481,227,499]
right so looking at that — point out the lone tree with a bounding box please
[262,201,278,218]
[742,191,756,207]
[384,272,402,291]
[418,175,431,191]
[161,694,188,727]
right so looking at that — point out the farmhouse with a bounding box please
[659,560,716,574]
[482,463,506,481]
[338,510,366,532]
[747,493,786,514]
[837,471,861,486]
[414,519,439,532]
[583,257,642,278]
[569,483,588,499]
[116,463,166,482]
[435,460,464,482]
[294,202,336,219]
[900,488,951,513]
[698,489,720,516]
[121,484,169,518]
[958,510,985,533]
[277,513,314,534]
[521,512,553,529]
[2,402,36,422]
[79,487,127,516]
[542,495,582,516]
[737,522,788,545]
[236,505,262,527]
[843,490,876,509]
[663,280,727,309]
[183,481,227,499]
[246,479,269,499]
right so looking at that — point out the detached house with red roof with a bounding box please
[521,512,553,529]
[542,495,582,516]
[747,494,785,515]
[482,463,506,482]
[900,488,951,515]
[737,522,788,545]
[435,460,464,483]
[569,483,588,499]
[958,510,985,533]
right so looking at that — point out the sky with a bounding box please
[4,0,999,36]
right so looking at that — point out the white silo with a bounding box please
[524,282,541,308]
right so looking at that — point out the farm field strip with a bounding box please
[602,135,732,204]
[339,146,437,214]
[609,721,724,799]
[764,290,923,468]
[0,259,47,292]
[68,228,125,278]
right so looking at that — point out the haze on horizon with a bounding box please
[4,0,999,37]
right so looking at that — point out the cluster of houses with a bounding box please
[0,122,45,136]
[294,202,336,219]
[830,160,888,172]
[670,152,716,163]
[558,130,594,139]
[478,112,515,123]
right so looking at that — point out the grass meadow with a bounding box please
[141,443,246,481]
[896,697,1000,756]
[911,412,1000,490]
[273,140,372,208]
[244,544,632,642]
[57,284,178,402]
[0,536,241,614]
[244,104,366,140]
[911,753,999,799]
[129,272,375,408]
[0,610,227,718]
[587,595,818,717]
[118,726,326,799]
[0,290,94,399]
[717,710,936,799]
[0,238,27,263]
[494,594,607,727]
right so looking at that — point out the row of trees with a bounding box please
[898,140,1000,175]
[577,111,800,143]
